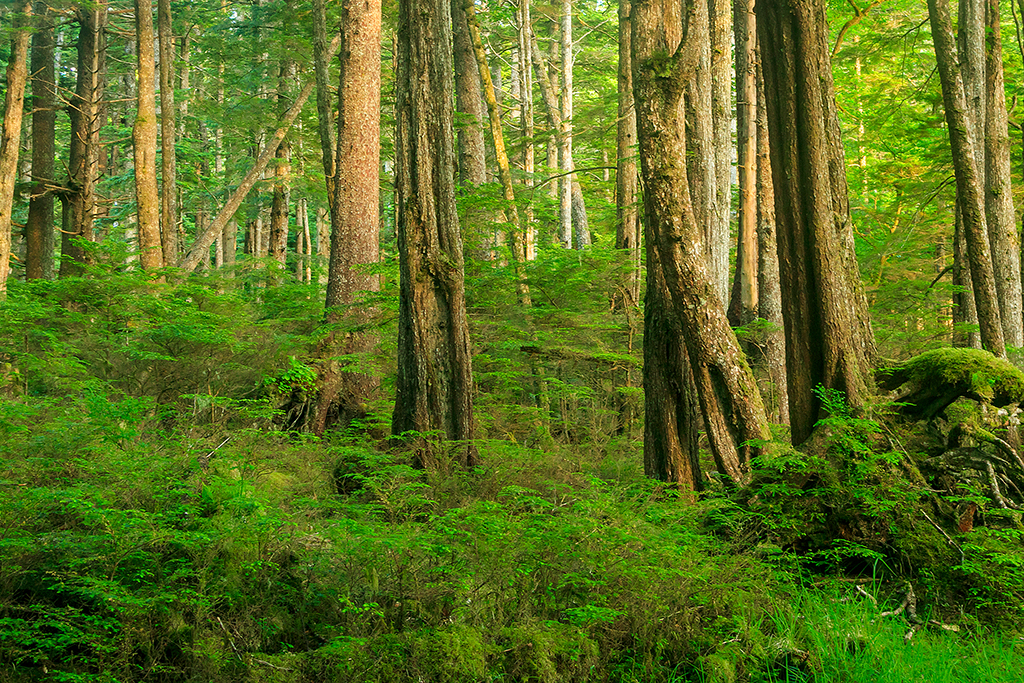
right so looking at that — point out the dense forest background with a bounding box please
[2,0,1024,681]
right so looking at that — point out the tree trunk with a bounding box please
[517,0,536,260]
[710,0,732,301]
[393,0,476,466]
[269,61,293,272]
[451,0,486,187]
[953,204,982,347]
[758,0,876,443]
[558,0,573,248]
[983,0,1022,347]
[134,0,162,271]
[728,0,757,327]
[312,0,337,206]
[929,0,1005,356]
[60,1,106,278]
[26,1,55,281]
[755,51,788,425]
[315,0,383,434]
[634,0,771,485]
[158,0,178,266]
[615,0,640,306]
[0,1,31,297]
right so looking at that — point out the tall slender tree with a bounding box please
[134,0,163,271]
[0,1,32,297]
[26,0,55,280]
[615,0,640,306]
[158,0,178,265]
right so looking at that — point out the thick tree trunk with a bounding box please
[393,0,476,466]
[728,0,757,327]
[634,0,771,485]
[0,1,31,297]
[929,0,1005,356]
[61,1,106,278]
[758,0,875,443]
[26,1,55,281]
[983,0,1022,347]
[615,0,641,306]
[158,0,177,266]
[316,0,383,434]
[134,0,162,271]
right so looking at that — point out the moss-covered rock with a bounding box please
[877,348,1024,419]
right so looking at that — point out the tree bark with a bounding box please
[558,0,573,248]
[158,0,177,266]
[134,0,163,271]
[983,0,1022,347]
[710,0,732,301]
[634,0,771,485]
[758,0,875,443]
[392,0,476,466]
[26,0,55,281]
[312,0,337,206]
[755,51,788,425]
[929,0,1005,356]
[315,0,383,434]
[451,0,486,187]
[729,0,757,327]
[61,1,107,278]
[0,1,31,297]
[615,0,641,306]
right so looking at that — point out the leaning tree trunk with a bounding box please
[929,0,1005,357]
[392,0,476,467]
[26,1,55,281]
[0,1,32,297]
[634,0,771,485]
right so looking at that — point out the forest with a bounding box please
[1,0,1024,680]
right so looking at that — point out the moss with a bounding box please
[899,348,1024,405]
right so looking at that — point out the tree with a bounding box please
[26,1,56,281]
[0,0,31,297]
[451,0,486,187]
[634,0,771,487]
[269,60,293,272]
[158,0,178,266]
[134,0,163,271]
[757,0,875,443]
[928,0,1004,357]
[60,1,106,277]
[392,0,476,466]
[315,0,383,434]
[614,0,640,306]
[728,0,757,327]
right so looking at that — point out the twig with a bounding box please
[199,436,231,470]
[854,584,878,607]
[216,617,242,661]
[921,510,965,565]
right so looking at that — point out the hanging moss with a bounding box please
[877,348,1024,419]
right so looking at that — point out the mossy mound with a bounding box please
[877,348,1024,419]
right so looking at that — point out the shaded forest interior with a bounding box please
[2,0,1024,681]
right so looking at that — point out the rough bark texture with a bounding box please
[758,0,875,443]
[316,0,383,435]
[61,1,106,278]
[644,235,702,498]
[634,0,771,486]
[558,0,573,248]
[0,1,31,297]
[983,0,1022,347]
[392,0,476,466]
[755,52,789,425]
[26,1,55,281]
[134,0,163,271]
[710,0,732,301]
[953,205,982,348]
[615,0,641,306]
[269,61,293,271]
[312,0,337,206]
[929,0,1005,356]
[158,0,177,266]
[451,0,486,187]
[728,0,758,327]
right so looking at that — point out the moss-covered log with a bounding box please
[876,348,1024,420]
